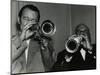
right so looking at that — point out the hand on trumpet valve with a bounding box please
[80,34,92,50]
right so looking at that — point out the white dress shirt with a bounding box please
[80,48,86,61]
[25,39,30,64]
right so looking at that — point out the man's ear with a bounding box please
[17,17,20,24]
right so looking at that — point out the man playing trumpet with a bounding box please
[11,5,55,74]
[52,24,96,71]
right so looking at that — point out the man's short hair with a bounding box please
[18,4,40,22]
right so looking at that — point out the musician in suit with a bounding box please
[11,4,55,74]
[51,24,96,71]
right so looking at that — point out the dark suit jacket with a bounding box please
[51,44,96,72]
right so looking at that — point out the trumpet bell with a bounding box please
[67,39,77,50]
[65,39,78,53]
[65,35,81,53]
[41,20,56,36]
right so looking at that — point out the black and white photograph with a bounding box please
[11,0,96,74]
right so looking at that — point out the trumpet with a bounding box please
[65,34,86,53]
[31,20,56,49]
[30,20,56,37]
[37,20,56,49]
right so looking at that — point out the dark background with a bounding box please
[11,0,96,60]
